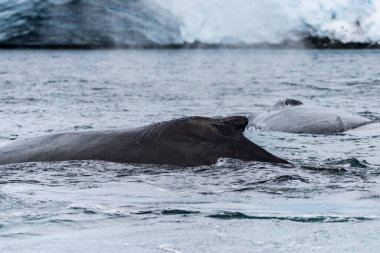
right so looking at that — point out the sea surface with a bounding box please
[0,49,380,252]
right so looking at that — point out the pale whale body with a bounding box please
[0,116,288,167]
[250,99,371,134]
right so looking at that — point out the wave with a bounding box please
[0,0,379,48]
[207,211,374,222]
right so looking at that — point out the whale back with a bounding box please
[136,116,287,165]
[251,99,371,134]
[156,116,249,140]
[0,116,288,166]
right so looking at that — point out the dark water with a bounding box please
[0,49,380,252]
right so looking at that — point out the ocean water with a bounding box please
[0,49,379,252]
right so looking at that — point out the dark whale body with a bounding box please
[0,116,288,167]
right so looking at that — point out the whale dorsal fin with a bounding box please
[271,98,303,110]
[211,116,248,137]
[284,99,303,106]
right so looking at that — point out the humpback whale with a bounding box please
[0,116,288,167]
[250,99,371,134]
